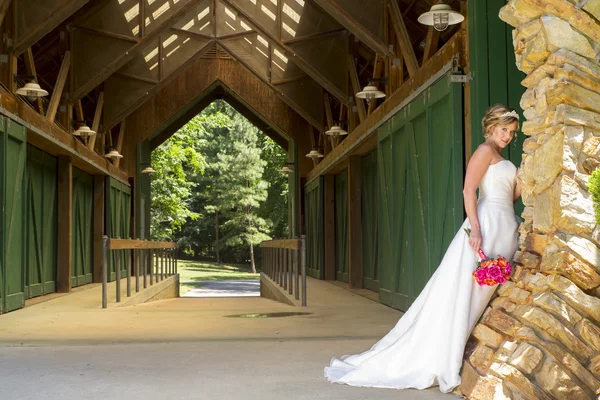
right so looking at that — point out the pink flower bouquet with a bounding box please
[464,229,513,286]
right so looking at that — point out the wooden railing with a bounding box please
[101,236,177,308]
[260,236,306,306]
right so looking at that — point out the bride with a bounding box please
[324,104,522,393]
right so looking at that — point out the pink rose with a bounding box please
[496,276,507,285]
[475,268,488,282]
[503,264,513,276]
[487,265,502,280]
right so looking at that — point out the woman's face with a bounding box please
[488,121,518,149]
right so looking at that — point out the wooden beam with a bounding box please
[281,28,346,45]
[311,0,389,56]
[368,54,384,115]
[71,1,198,100]
[323,174,336,280]
[220,0,348,104]
[306,31,462,182]
[324,93,335,149]
[0,0,11,29]
[46,51,71,122]
[348,55,366,123]
[388,0,418,77]
[422,27,440,64]
[93,175,105,283]
[23,48,44,113]
[88,91,104,150]
[14,0,91,54]
[74,100,84,121]
[347,156,362,288]
[114,121,125,167]
[56,156,72,293]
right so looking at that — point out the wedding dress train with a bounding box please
[324,160,520,393]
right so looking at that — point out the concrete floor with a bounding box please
[182,279,260,298]
[0,277,458,400]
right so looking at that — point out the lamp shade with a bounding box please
[279,166,293,173]
[141,166,156,174]
[15,82,48,98]
[305,149,324,159]
[355,85,386,103]
[72,125,96,137]
[325,125,348,137]
[104,149,123,159]
[418,2,464,32]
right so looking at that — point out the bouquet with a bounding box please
[464,229,513,286]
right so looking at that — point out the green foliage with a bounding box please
[589,167,600,225]
[151,100,289,264]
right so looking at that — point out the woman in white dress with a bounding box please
[324,104,522,393]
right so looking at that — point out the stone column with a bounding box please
[459,1,600,399]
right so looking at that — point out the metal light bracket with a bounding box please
[448,56,472,84]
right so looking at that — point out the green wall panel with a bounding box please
[304,177,324,279]
[106,177,131,281]
[72,168,94,287]
[378,76,463,311]
[334,170,348,283]
[361,151,378,292]
[1,117,26,313]
[469,0,526,215]
[26,145,57,298]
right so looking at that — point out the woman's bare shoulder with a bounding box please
[470,143,495,163]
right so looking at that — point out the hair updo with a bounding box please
[481,104,520,139]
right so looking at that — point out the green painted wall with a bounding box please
[304,177,324,279]
[378,76,463,311]
[72,168,94,287]
[361,151,378,292]
[0,117,26,313]
[106,177,131,281]
[334,170,348,283]
[26,145,57,298]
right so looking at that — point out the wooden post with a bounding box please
[323,174,336,280]
[93,175,105,283]
[56,156,73,292]
[347,156,362,289]
[46,51,71,123]
[388,0,418,77]
[88,91,104,150]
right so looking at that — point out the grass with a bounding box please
[177,259,260,295]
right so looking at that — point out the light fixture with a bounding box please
[104,148,123,159]
[15,80,49,101]
[305,149,324,159]
[142,166,156,174]
[279,162,294,173]
[418,1,464,32]
[72,123,96,138]
[356,78,386,105]
[325,124,348,137]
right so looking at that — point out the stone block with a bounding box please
[469,344,496,374]
[509,343,544,374]
[549,49,600,82]
[590,354,600,379]
[513,305,593,360]
[495,341,519,363]
[540,251,600,290]
[522,63,556,88]
[541,16,596,59]
[583,0,600,23]
[473,323,506,349]
[489,362,550,400]
[582,157,600,174]
[582,130,600,159]
[555,175,596,235]
[535,358,591,400]
[547,274,600,323]
[547,82,600,115]
[459,361,511,400]
[525,233,550,255]
[554,104,600,132]
[532,292,582,325]
[513,251,541,269]
[576,318,600,352]
[555,232,600,272]
[482,309,523,337]
[520,88,537,110]
[492,297,518,313]
[542,341,600,393]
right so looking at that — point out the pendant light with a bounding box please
[15,81,48,101]
[104,148,123,159]
[325,125,348,137]
[356,79,386,105]
[141,166,156,174]
[418,1,464,32]
[305,149,324,159]
[72,124,96,138]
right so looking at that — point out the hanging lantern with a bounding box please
[72,124,96,138]
[325,125,348,137]
[15,82,48,101]
[418,1,464,32]
[355,85,386,105]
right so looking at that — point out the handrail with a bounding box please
[101,236,178,308]
[260,235,306,306]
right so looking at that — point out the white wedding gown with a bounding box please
[325,159,520,393]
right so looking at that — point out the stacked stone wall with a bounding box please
[459,1,600,398]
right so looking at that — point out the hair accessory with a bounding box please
[500,110,519,120]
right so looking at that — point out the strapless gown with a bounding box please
[324,160,520,393]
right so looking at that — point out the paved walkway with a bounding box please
[182,279,260,298]
[0,277,458,400]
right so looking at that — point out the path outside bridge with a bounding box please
[0,277,457,400]
[181,279,260,298]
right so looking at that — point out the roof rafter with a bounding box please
[70,0,199,101]
[221,0,348,104]
[14,0,91,54]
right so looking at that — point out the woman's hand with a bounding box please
[469,230,483,254]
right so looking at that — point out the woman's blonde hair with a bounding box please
[482,104,520,139]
